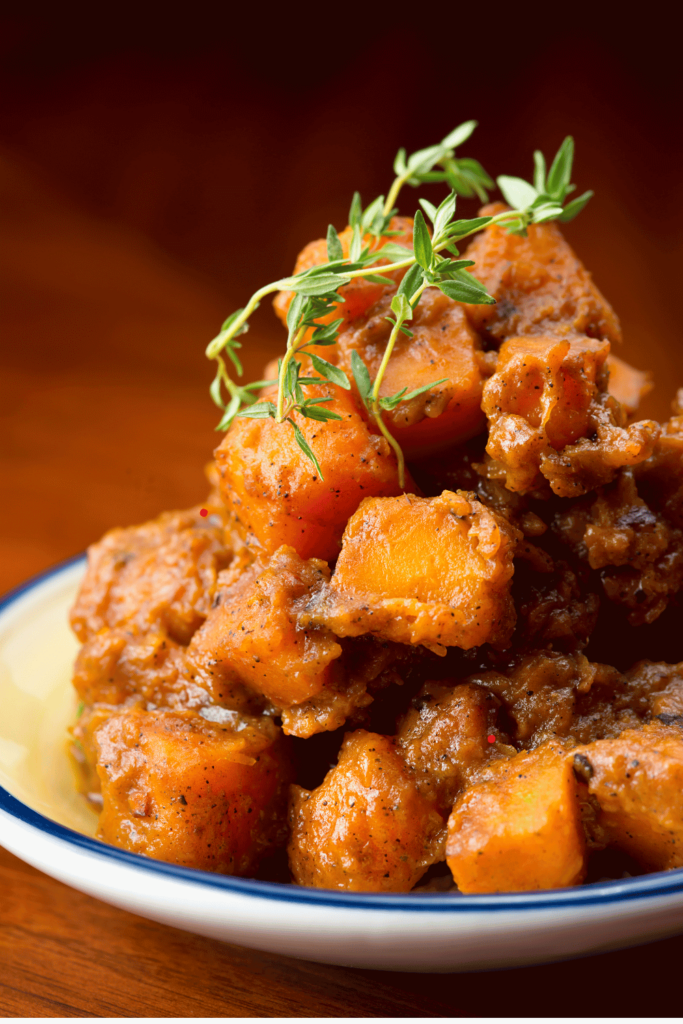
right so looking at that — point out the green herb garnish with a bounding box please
[496,136,593,236]
[206,129,591,485]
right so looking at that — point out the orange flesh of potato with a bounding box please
[462,204,622,344]
[310,490,520,652]
[214,383,406,562]
[273,217,415,351]
[446,741,587,893]
[186,546,342,708]
[336,287,486,457]
[482,334,611,493]
[573,722,683,870]
[96,707,291,875]
[288,730,445,891]
[70,507,233,646]
[607,354,653,416]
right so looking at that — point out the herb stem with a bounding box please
[276,323,307,421]
[373,401,407,489]
[205,280,282,360]
[369,279,428,489]
[208,210,521,365]
[371,281,428,405]
[383,173,409,218]
[345,256,414,282]
[343,208,523,285]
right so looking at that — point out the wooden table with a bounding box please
[2,147,683,1019]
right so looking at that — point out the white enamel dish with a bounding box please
[2,556,683,972]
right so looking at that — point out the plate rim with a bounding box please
[3,553,683,915]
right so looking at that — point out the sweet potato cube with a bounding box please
[187,546,342,708]
[95,707,291,874]
[573,722,683,870]
[462,205,622,344]
[446,742,587,893]
[273,217,415,340]
[311,490,520,652]
[70,507,232,645]
[336,287,486,457]
[482,335,610,493]
[214,384,405,562]
[482,334,659,496]
[288,730,445,891]
[607,354,652,416]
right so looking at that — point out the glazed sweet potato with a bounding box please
[462,203,621,343]
[273,217,414,346]
[186,545,342,711]
[481,334,659,496]
[336,287,486,457]
[446,741,587,893]
[279,636,403,739]
[70,702,124,802]
[572,722,683,870]
[288,730,445,891]
[70,506,233,646]
[71,623,189,708]
[309,490,521,653]
[214,384,406,562]
[95,707,291,874]
[396,682,498,813]
[607,354,652,416]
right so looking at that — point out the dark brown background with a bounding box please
[2,7,683,1016]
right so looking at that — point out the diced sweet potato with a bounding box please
[572,722,683,870]
[71,621,215,709]
[607,354,652,416]
[336,287,486,457]
[186,546,342,709]
[95,707,291,874]
[70,507,233,645]
[214,384,406,562]
[279,635,400,739]
[70,702,124,802]
[540,404,660,499]
[288,730,445,891]
[396,682,498,812]
[446,741,587,893]
[481,334,659,496]
[488,335,610,450]
[273,217,415,345]
[308,490,521,652]
[462,203,621,344]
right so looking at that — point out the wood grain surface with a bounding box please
[2,841,683,1019]
[3,50,683,1014]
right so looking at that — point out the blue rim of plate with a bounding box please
[3,554,683,913]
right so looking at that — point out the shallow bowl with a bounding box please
[2,557,683,972]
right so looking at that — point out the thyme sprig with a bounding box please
[206,130,591,483]
[496,136,593,235]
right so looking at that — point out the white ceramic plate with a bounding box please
[2,557,683,972]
